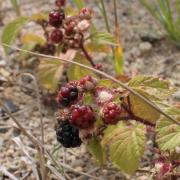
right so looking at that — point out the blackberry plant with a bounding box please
[1,0,180,179]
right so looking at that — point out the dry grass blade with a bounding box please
[46,164,65,180]
[1,43,179,126]
[56,162,100,180]
[19,73,46,180]
[12,137,41,180]
[0,165,19,180]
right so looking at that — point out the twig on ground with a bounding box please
[18,73,46,180]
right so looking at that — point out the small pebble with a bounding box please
[139,42,152,53]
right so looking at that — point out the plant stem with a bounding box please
[2,43,180,126]
[80,43,96,67]
[100,0,110,33]
[79,33,96,67]
[172,160,180,166]
[113,0,118,29]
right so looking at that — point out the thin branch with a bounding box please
[80,43,95,67]
[80,33,96,67]
[1,43,180,126]
[20,73,44,145]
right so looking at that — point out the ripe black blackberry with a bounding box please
[56,120,82,148]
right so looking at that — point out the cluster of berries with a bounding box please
[55,75,122,148]
[35,0,92,55]
[45,0,92,54]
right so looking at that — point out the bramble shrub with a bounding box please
[1,0,180,179]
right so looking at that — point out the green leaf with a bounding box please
[87,137,106,165]
[128,76,169,88]
[1,16,29,53]
[38,59,63,92]
[85,42,111,53]
[129,92,160,123]
[102,122,146,174]
[67,53,96,81]
[73,0,84,10]
[156,107,180,151]
[97,79,119,88]
[19,43,36,59]
[30,12,48,21]
[21,33,46,46]
[128,76,176,100]
[91,31,117,46]
[83,93,93,105]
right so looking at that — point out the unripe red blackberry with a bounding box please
[50,29,63,44]
[56,120,82,148]
[79,75,98,91]
[70,105,95,129]
[55,0,66,7]
[65,24,75,36]
[79,7,92,20]
[49,10,65,27]
[95,63,103,70]
[57,84,78,107]
[102,102,121,124]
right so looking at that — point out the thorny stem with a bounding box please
[2,43,180,126]
[80,43,96,67]
[79,33,96,67]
